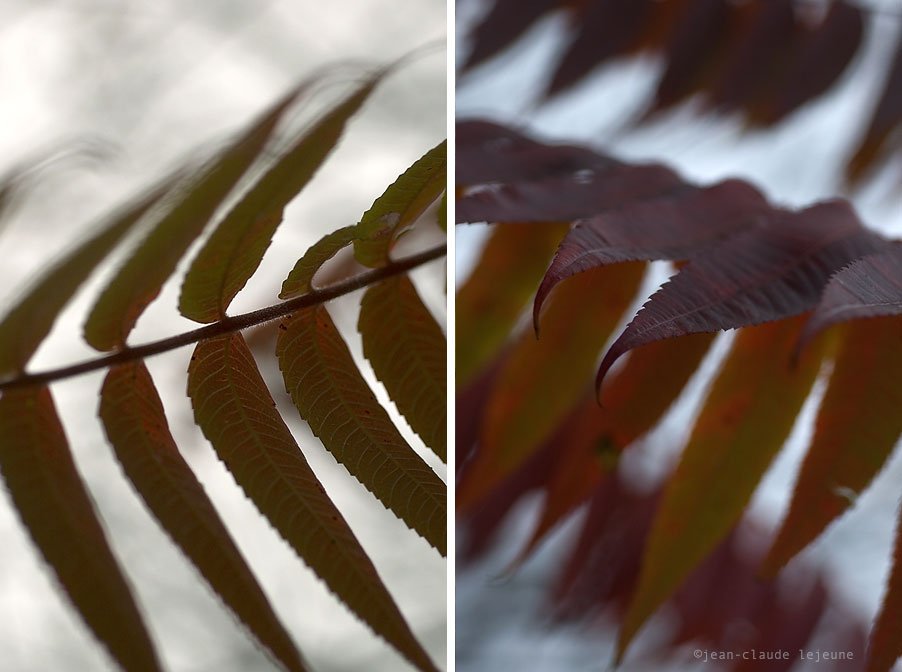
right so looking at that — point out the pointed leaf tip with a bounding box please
[188,333,438,672]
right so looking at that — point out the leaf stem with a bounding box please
[0,244,445,392]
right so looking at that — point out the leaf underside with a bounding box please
[353,140,447,268]
[101,361,308,672]
[0,386,162,672]
[867,499,902,672]
[359,275,447,461]
[277,305,446,556]
[187,333,438,672]
[83,81,307,351]
[279,226,358,300]
[179,75,384,323]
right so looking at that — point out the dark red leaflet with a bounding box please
[457,161,682,224]
[456,120,617,188]
[707,0,798,114]
[764,2,864,124]
[596,200,887,388]
[650,0,734,112]
[544,0,655,99]
[461,0,561,73]
[849,28,902,181]
[455,350,507,478]
[534,179,770,328]
[801,245,902,347]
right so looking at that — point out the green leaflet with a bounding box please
[353,141,447,268]
[179,74,385,323]
[187,334,439,672]
[83,81,310,351]
[279,226,357,300]
[359,275,446,461]
[437,192,447,232]
[276,305,446,555]
[0,180,172,377]
[618,317,826,661]
[0,386,161,672]
[100,361,308,672]
[762,316,902,575]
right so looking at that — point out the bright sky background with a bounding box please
[0,2,446,671]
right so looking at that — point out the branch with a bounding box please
[0,244,446,392]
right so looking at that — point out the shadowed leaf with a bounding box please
[762,1,864,124]
[276,305,446,555]
[101,361,308,672]
[0,386,161,672]
[618,317,826,660]
[762,317,902,576]
[279,226,357,299]
[597,200,886,387]
[84,81,311,350]
[0,180,172,377]
[866,501,902,672]
[359,275,446,461]
[457,120,614,187]
[457,222,569,386]
[187,333,439,672]
[461,0,558,72]
[545,0,654,99]
[180,74,384,322]
[353,140,446,268]
[457,160,682,224]
[534,179,769,328]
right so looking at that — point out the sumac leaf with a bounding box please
[279,226,357,300]
[597,200,885,387]
[101,361,308,672]
[353,140,446,268]
[456,222,569,386]
[187,333,438,672]
[801,246,902,348]
[0,386,161,672]
[866,501,902,672]
[618,317,826,660]
[534,179,769,328]
[0,180,172,377]
[359,275,446,461]
[179,74,384,323]
[276,305,446,555]
[460,262,645,508]
[762,317,902,575]
[84,82,309,350]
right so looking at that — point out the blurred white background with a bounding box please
[455,0,902,669]
[0,1,446,671]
